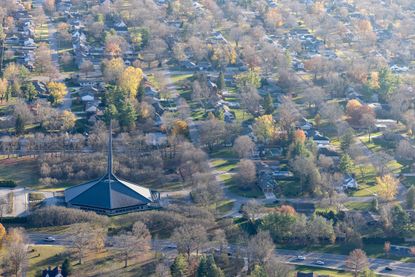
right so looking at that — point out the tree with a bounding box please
[345,249,368,277]
[69,223,99,264]
[118,66,143,99]
[61,258,72,277]
[264,257,293,277]
[0,223,6,247]
[247,231,274,266]
[79,60,94,77]
[62,110,76,131]
[236,159,256,188]
[253,115,278,144]
[102,58,125,83]
[15,115,25,135]
[406,186,415,209]
[376,174,399,201]
[172,224,208,261]
[340,130,354,152]
[112,233,139,268]
[263,93,274,114]
[2,228,28,277]
[339,154,354,174]
[384,241,391,257]
[233,135,255,158]
[170,254,188,277]
[360,112,376,142]
[47,82,67,104]
[217,71,225,90]
[249,265,267,277]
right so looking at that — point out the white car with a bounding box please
[44,236,56,242]
[297,255,306,260]
[315,260,325,265]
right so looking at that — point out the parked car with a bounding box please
[315,260,325,265]
[297,255,306,260]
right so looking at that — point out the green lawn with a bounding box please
[0,158,39,187]
[28,246,67,277]
[294,266,353,276]
[211,159,238,172]
[228,183,264,198]
[344,201,372,211]
[171,73,193,84]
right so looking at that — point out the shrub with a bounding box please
[0,180,17,188]
[27,206,109,227]
[28,193,45,202]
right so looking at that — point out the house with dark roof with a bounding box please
[64,124,160,215]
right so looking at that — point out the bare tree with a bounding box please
[233,135,256,158]
[264,257,293,277]
[345,249,369,277]
[69,223,99,264]
[172,224,208,261]
[236,159,256,188]
[247,231,274,266]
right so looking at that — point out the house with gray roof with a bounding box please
[64,124,160,215]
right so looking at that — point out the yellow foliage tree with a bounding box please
[118,66,143,99]
[47,82,67,104]
[376,174,399,201]
[0,223,6,247]
[61,110,77,131]
[253,115,278,144]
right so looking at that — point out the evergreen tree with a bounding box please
[371,197,379,212]
[406,186,415,209]
[61,258,72,277]
[339,154,354,174]
[206,255,224,277]
[216,71,225,90]
[119,101,137,129]
[171,254,187,277]
[196,256,208,277]
[24,82,37,101]
[104,104,118,125]
[15,114,25,135]
[340,130,354,152]
[263,93,274,114]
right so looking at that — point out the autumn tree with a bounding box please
[118,66,143,99]
[345,249,368,277]
[376,174,399,201]
[253,115,277,144]
[47,82,67,104]
[2,228,28,276]
[101,58,125,83]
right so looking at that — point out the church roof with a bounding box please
[64,123,157,210]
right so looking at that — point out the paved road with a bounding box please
[27,232,415,276]
[277,249,415,276]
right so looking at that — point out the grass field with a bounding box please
[294,265,353,276]
[0,158,39,187]
[28,246,67,277]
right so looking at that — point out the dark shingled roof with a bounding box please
[64,123,158,210]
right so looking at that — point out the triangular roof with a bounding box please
[64,123,157,210]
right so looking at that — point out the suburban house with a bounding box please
[342,174,359,190]
[64,124,160,215]
[42,266,63,277]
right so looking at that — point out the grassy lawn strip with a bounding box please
[344,201,372,211]
[0,158,39,187]
[294,265,353,276]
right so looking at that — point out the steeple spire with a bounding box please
[107,121,113,177]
